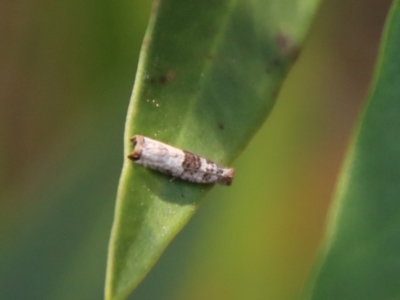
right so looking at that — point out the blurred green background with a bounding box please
[0,0,392,299]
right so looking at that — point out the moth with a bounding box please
[128,135,234,186]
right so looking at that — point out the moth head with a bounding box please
[128,135,144,161]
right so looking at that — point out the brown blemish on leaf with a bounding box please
[276,34,291,52]
[275,32,300,62]
[218,123,224,130]
[159,70,176,84]
[148,70,177,85]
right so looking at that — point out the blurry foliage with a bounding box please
[0,0,394,300]
[306,1,400,299]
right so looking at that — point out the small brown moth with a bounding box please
[128,135,234,185]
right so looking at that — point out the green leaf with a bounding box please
[305,1,400,299]
[105,0,322,299]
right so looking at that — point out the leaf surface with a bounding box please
[106,1,322,299]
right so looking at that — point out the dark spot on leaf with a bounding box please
[275,32,300,62]
[218,123,224,130]
[148,71,176,85]
[276,34,291,52]
[159,70,176,84]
